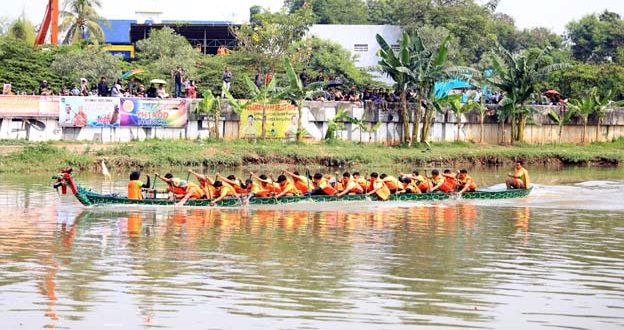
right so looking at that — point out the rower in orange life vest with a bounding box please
[156,172,205,206]
[216,173,244,194]
[282,169,312,195]
[188,169,216,199]
[412,170,430,192]
[250,172,282,196]
[429,169,448,193]
[457,169,477,193]
[210,180,239,206]
[336,172,364,197]
[352,172,368,192]
[380,173,401,193]
[127,171,151,200]
[397,176,421,194]
[506,160,531,189]
[274,175,301,198]
[366,172,391,200]
[311,173,338,196]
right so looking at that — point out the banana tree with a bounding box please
[281,57,326,142]
[198,90,222,139]
[568,89,596,144]
[477,95,488,143]
[435,93,479,142]
[593,88,620,142]
[225,75,281,139]
[489,45,570,144]
[376,32,415,145]
[548,106,577,144]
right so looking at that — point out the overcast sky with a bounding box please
[3,0,624,34]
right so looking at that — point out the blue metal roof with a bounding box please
[101,19,135,44]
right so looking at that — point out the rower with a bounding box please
[128,171,150,200]
[380,173,400,193]
[439,169,458,193]
[210,181,238,206]
[311,173,338,196]
[366,172,391,200]
[506,161,531,189]
[283,169,312,194]
[188,169,215,199]
[250,172,282,195]
[429,170,446,193]
[412,170,430,193]
[352,172,368,191]
[457,169,477,193]
[274,175,301,198]
[157,173,205,205]
[216,173,243,194]
[398,177,421,194]
[336,172,364,197]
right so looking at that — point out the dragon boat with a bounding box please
[53,169,533,208]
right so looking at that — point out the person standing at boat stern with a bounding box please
[506,161,531,189]
[128,171,150,200]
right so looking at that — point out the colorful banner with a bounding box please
[0,95,59,117]
[120,98,187,127]
[239,102,303,139]
[59,97,120,127]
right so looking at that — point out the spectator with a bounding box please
[221,67,232,98]
[98,77,109,97]
[254,70,263,88]
[347,86,360,102]
[90,84,98,96]
[127,77,137,96]
[186,80,197,99]
[3,83,14,95]
[146,83,157,98]
[299,69,309,87]
[156,84,169,98]
[264,71,273,87]
[173,66,183,98]
[136,84,146,97]
[110,79,122,97]
[80,78,89,96]
[39,80,49,95]
[70,85,81,96]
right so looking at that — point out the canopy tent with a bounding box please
[434,79,476,98]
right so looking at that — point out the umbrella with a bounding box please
[543,89,560,96]
[150,79,167,85]
[327,79,343,87]
[121,69,145,80]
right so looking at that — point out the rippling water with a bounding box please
[0,169,623,329]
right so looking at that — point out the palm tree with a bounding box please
[547,106,577,144]
[198,90,222,139]
[592,89,620,142]
[281,57,325,141]
[376,32,414,145]
[60,0,107,44]
[568,88,597,144]
[489,45,570,144]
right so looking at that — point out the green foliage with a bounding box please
[51,46,123,87]
[548,61,624,100]
[287,0,369,24]
[60,0,107,44]
[7,17,36,44]
[566,10,624,63]
[196,52,255,99]
[135,27,201,82]
[0,37,62,93]
[289,38,374,87]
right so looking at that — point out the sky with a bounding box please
[3,0,624,34]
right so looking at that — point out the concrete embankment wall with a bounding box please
[1,99,623,144]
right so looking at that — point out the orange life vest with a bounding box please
[127,180,143,200]
[341,178,364,194]
[315,178,338,196]
[370,178,391,200]
[294,176,311,194]
[458,174,477,191]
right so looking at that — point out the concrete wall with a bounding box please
[2,101,624,144]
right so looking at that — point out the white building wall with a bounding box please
[307,24,402,84]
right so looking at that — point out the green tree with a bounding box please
[197,90,222,139]
[592,88,620,142]
[0,37,61,93]
[135,27,201,84]
[548,62,624,101]
[287,0,369,24]
[567,89,597,144]
[567,11,624,63]
[51,47,123,88]
[489,45,570,144]
[435,93,479,142]
[60,0,107,44]
[7,17,36,44]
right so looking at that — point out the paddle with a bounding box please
[151,172,158,199]
[305,166,313,200]
[364,171,372,202]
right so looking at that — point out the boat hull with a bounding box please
[74,185,532,207]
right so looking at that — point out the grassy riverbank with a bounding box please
[0,138,623,173]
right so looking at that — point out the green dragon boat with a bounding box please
[54,170,532,208]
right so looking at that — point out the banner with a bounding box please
[239,102,304,139]
[59,97,120,127]
[119,98,187,127]
[0,95,59,117]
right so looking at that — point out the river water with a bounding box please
[0,167,623,329]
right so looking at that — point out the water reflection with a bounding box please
[1,177,624,329]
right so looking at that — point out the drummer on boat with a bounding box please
[506,161,531,189]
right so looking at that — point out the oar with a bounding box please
[364,171,372,202]
[269,174,279,205]
[305,167,313,201]
[151,173,158,198]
